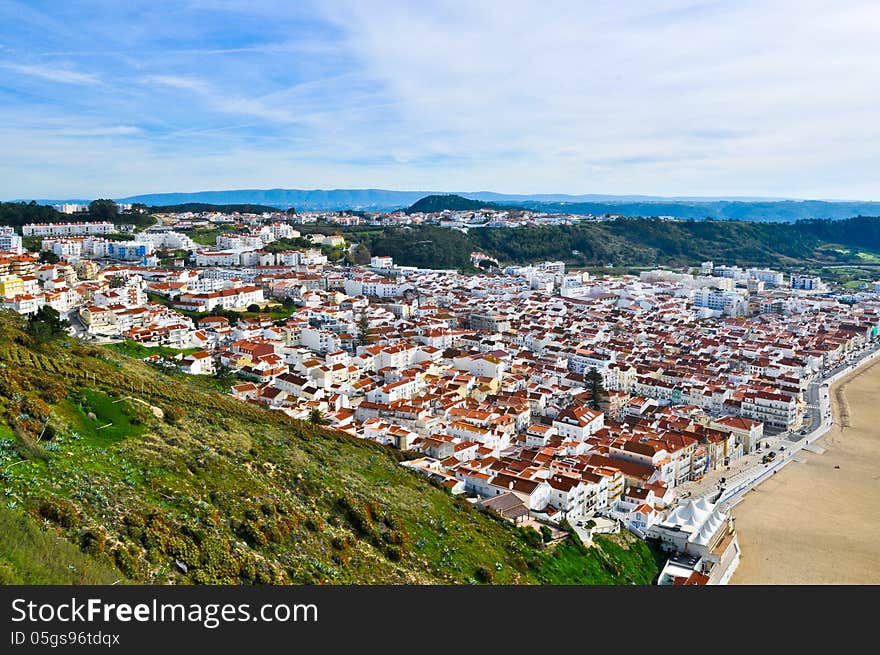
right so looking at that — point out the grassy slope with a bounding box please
[0,505,124,584]
[0,312,662,585]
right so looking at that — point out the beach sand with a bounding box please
[730,356,880,584]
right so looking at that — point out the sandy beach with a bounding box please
[730,356,880,584]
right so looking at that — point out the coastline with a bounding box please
[729,353,880,584]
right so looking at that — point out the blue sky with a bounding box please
[0,0,878,200]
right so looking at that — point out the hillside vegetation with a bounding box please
[0,312,661,585]
[357,216,880,270]
[407,194,510,213]
[0,201,153,230]
[0,504,124,584]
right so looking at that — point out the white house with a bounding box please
[552,406,605,440]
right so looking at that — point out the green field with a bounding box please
[60,389,148,443]
[855,251,880,263]
[189,227,227,245]
[107,339,200,360]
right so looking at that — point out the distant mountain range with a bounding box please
[8,188,880,222]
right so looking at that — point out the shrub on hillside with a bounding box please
[163,406,185,424]
[38,498,81,528]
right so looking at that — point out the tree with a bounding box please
[88,199,119,222]
[39,250,60,264]
[352,243,371,265]
[357,312,370,347]
[26,305,69,343]
[307,408,327,425]
[246,304,261,313]
[586,367,606,411]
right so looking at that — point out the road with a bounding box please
[675,338,880,508]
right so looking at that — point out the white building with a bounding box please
[370,255,394,269]
[173,285,264,312]
[179,351,216,375]
[22,221,115,237]
[647,498,740,585]
[57,203,87,214]
[552,406,605,440]
[0,228,23,254]
[42,238,82,260]
[192,250,242,267]
[693,288,748,316]
[216,233,265,250]
[746,267,784,286]
[299,326,342,354]
[140,230,196,251]
[790,274,823,291]
[343,274,403,298]
[739,390,801,430]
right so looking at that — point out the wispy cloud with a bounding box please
[141,74,210,93]
[56,125,143,137]
[0,1,878,200]
[0,60,101,85]
[143,73,301,124]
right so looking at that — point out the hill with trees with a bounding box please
[0,311,661,585]
[0,201,64,229]
[0,201,153,231]
[407,194,510,214]
[357,216,880,270]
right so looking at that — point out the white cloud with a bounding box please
[311,0,880,197]
[56,126,143,136]
[142,74,211,93]
[0,60,101,85]
[2,1,879,199]
[142,74,302,124]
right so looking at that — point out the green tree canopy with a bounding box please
[88,199,119,222]
[26,305,69,343]
[586,367,607,411]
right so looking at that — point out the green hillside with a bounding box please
[356,215,880,271]
[0,312,661,585]
[0,504,125,584]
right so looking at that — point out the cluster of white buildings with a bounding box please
[42,237,156,265]
[5,212,880,585]
[124,257,878,547]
